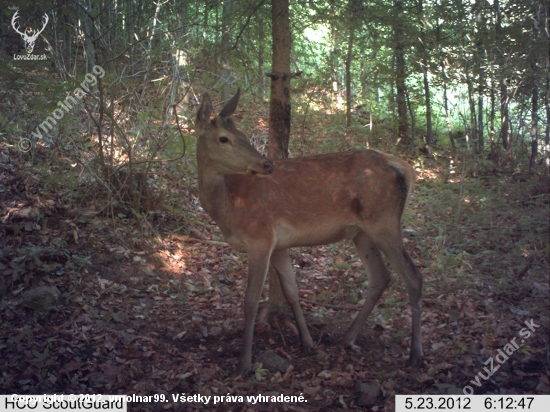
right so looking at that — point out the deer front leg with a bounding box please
[270,249,313,352]
[237,248,271,376]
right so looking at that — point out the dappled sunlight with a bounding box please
[416,167,440,181]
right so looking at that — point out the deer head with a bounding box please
[195,89,274,177]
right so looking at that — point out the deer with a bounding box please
[195,89,423,376]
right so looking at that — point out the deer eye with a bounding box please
[219,136,229,143]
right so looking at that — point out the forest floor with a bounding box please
[0,141,549,411]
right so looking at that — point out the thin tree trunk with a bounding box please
[345,26,355,128]
[528,1,539,172]
[444,80,455,151]
[330,26,342,109]
[545,0,550,172]
[221,0,232,101]
[406,87,415,146]
[500,81,510,149]
[203,1,208,37]
[545,64,550,174]
[394,0,408,147]
[266,0,292,314]
[490,79,495,143]
[360,54,367,99]
[139,0,161,101]
[465,60,477,151]
[495,0,510,149]
[478,93,484,151]
[422,72,433,145]
[258,20,266,101]
[476,0,485,151]
[195,0,200,39]
[66,11,72,72]
[435,1,455,152]
[418,0,433,145]
[82,1,96,71]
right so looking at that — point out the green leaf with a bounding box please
[112,312,128,323]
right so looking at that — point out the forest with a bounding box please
[0,0,548,410]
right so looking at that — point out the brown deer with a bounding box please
[195,90,423,376]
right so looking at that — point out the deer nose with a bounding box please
[263,160,275,174]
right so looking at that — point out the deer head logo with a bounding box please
[11,11,49,54]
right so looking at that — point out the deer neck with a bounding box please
[198,164,230,222]
[195,136,234,233]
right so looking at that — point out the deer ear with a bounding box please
[196,93,212,133]
[218,88,240,119]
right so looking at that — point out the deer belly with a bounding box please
[274,222,360,249]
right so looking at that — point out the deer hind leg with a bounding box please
[342,232,392,348]
[401,248,423,366]
[373,229,423,367]
[270,249,314,352]
[237,248,272,376]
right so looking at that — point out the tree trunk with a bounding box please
[330,26,343,109]
[422,72,433,145]
[494,0,510,149]
[203,0,209,37]
[418,0,433,145]
[360,54,367,100]
[544,0,550,173]
[82,1,97,71]
[528,1,539,172]
[258,20,266,101]
[406,87,415,145]
[478,91,484,151]
[266,0,292,314]
[394,0,408,147]
[345,26,355,128]
[443,79,455,151]
[476,0,486,151]
[435,3,455,152]
[465,60,477,151]
[500,81,510,149]
[490,79,495,144]
[221,0,232,101]
[268,0,291,160]
[545,62,550,173]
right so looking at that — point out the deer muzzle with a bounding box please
[248,159,274,176]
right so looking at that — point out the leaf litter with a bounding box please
[0,145,548,411]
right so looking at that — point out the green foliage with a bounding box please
[254,363,268,382]
[317,291,333,303]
